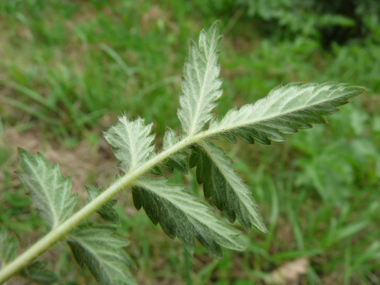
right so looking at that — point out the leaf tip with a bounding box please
[17,147,26,154]
[17,147,32,160]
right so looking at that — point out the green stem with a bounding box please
[184,246,192,285]
[0,132,210,283]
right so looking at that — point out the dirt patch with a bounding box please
[268,257,309,284]
[0,127,118,197]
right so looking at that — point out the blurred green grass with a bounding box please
[0,0,379,284]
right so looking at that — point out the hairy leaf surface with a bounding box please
[0,226,18,268]
[15,148,78,229]
[132,177,246,259]
[21,261,60,284]
[190,140,267,232]
[104,117,155,173]
[208,83,365,144]
[86,185,119,224]
[162,128,188,174]
[148,165,163,175]
[67,224,136,285]
[178,21,223,135]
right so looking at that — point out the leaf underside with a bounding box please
[208,83,365,144]
[148,165,163,175]
[132,177,246,259]
[15,148,78,229]
[104,117,155,174]
[86,185,119,224]
[190,140,267,232]
[67,224,136,285]
[1,226,59,284]
[0,225,18,268]
[178,21,223,135]
[21,261,60,285]
[162,128,188,174]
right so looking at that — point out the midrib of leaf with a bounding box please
[73,238,102,263]
[189,42,213,136]
[30,165,59,229]
[121,117,137,170]
[198,140,266,231]
[205,93,348,137]
[135,179,240,247]
[70,236,119,265]
[198,140,239,196]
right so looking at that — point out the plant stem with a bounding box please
[184,247,192,285]
[0,132,209,283]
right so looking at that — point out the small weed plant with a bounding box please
[0,22,364,284]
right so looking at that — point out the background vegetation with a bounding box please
[0,0,379,284]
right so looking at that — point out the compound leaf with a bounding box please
[178,21,223,135]
[67,224,136,285]
[104,117,155,174]
[191,140,267,232]
[15,148,78,229]
[0,226,18,268]
[21,261,60,284]
[208,83,365,144]
[86,185,119,224]
[132,177,246,259]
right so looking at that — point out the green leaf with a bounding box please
[86,185,119,224]
[178,21,223,135]
[162,128,189,174]
[21,261,60,284]
[208,83,365,144]
[132,177,246,259]
[148,165,163,175]
[0,226,18,268]
[15,148,78,229]
[191,140,267,233]
[104,117,155,173]
[67,224,136,285]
